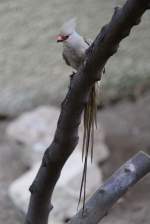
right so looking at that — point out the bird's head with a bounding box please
[57,18,76,43]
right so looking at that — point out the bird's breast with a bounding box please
[63,45,85,70]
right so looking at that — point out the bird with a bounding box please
[57,18,98,212]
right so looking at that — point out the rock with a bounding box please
[9,151,103,223]
[8,106,109,222]
[0,0,150,116]
[6,106,110,167]
[6,106,60,166]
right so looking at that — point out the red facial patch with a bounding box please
[57,35,69,42]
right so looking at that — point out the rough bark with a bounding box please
[68,151,150,224]
[25,0,150,223]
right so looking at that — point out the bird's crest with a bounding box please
[60,18,76,36]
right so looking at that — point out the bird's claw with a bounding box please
[70,71,76,79]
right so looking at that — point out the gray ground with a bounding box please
[0,92,150,224]
[0,0,150,116]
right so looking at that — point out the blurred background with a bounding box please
[0,0,150,223]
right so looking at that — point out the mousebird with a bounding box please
[57,18,98,212]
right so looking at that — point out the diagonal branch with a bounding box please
[25,1,150,224]
[68,151,150,224]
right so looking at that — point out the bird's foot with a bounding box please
[70,71,76,80]
[69,72,76,90]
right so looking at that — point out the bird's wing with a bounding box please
[63,52,71,66]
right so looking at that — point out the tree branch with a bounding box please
[25,1,150,224]
[68,151,150,224]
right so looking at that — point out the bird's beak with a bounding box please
[57,35,64,42]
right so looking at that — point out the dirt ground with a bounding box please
[0,94,150,224]
[100,137,150,224]
[99,93,150,224]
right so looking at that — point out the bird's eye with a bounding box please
[63,35,69,40]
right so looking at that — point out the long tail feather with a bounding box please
[78,84,97,213]
[78,103,90,210]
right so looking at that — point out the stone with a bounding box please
[6,106,110,167]
[9,151,103,223]
[6,106,60,166]
[7,103,109,223]
[0,0,149,116]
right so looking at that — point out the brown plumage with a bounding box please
[57,18,97,213]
